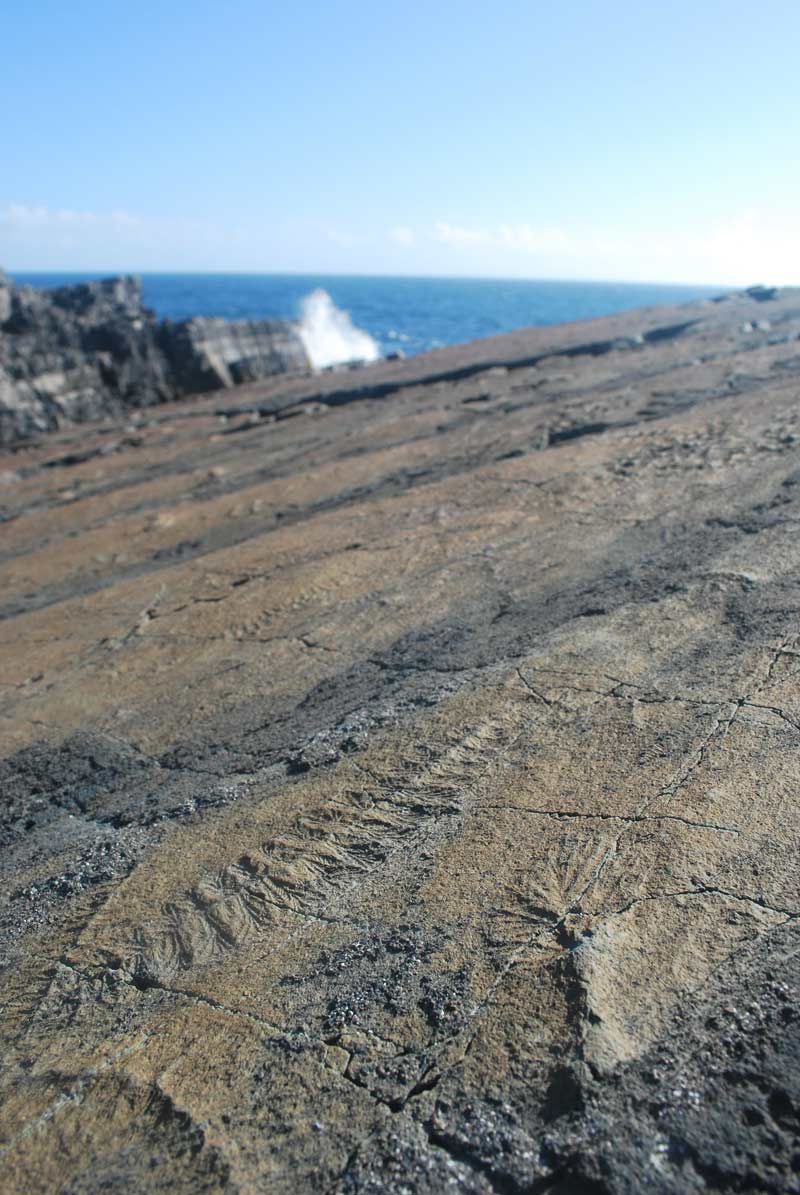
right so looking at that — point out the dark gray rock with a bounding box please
[0,273,309,444]
[745,284,778,302]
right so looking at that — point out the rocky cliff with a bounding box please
[0,272,309,444]
[2,288,800,1193]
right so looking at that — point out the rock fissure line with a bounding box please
[484,805,740,836]
[595,886,799,921]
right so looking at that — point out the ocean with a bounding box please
[11,272,721,368]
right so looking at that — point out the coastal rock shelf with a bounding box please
[2,288,800,1192]
[0,273,309,445]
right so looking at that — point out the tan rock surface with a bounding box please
[2,288,800,1192]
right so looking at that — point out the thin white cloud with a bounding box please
[1,203,142,229]
[496,224,574,254]
[327,229,358,247]
[432,212,800,285]
[691,209,800,286]
[434,221,492,248]
[434,221,579,256]
[389,225,415,247]
[1,203,87,226]
[108,209,141,227]
[0,202,235,270]
[4,199,798,285]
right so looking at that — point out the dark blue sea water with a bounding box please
[11,273,720,361]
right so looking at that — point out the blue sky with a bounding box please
[2,0,799,283]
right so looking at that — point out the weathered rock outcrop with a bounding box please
[2,287,800,1193]
[158,314,310,393]
[0,272,309,444]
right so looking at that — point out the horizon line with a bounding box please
[4,267,744,291]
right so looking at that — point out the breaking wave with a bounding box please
[297,289,380,369]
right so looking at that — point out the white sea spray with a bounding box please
[297,288,380,369]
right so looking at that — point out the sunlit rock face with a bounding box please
[157,314,310,394]
[0,272,309,444]
[2,288,800,1193]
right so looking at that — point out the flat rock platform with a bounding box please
[2,288,800,1193]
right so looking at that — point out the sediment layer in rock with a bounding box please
[2,287,800,1193]
[0,272,308,444]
